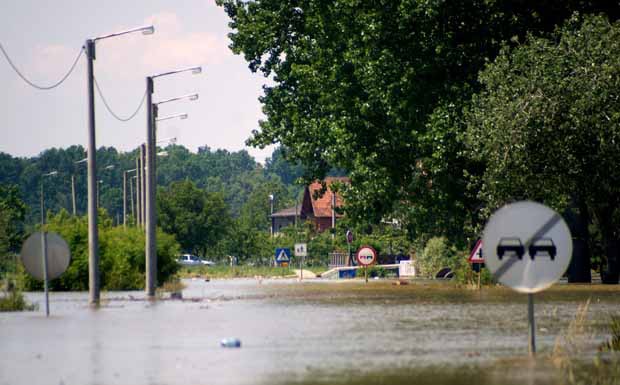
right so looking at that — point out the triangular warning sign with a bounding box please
[276,249,290,262]
[468,239,484,263]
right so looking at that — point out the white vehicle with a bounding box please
[177,254,216,266]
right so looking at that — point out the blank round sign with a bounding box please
[482,201,572,293]
[20,232,71,281]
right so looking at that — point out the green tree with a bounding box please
[218,0,620,246]
[157,180,231,257]
[0,185,27,254]
[466,14,620,281]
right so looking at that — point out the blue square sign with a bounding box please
[275,248,291,264]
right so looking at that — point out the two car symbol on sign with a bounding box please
[497,237,557,261]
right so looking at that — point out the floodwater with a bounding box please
[1,279,619,385]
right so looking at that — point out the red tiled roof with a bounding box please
[307,177,349,218]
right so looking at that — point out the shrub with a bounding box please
[23,210,180,291]
[416,237,456,278]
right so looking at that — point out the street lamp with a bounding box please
[144,67,201,298]
[72,157,88,215]
[41,170,58,317]
[156,137,177,145]
[97,180,103,208]
[131,175,137,225]
[123,168,137,228]
[85,24,154,306]
[156,113,188,122]
[269,194,275,237]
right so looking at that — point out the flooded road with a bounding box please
[1,279,619,385]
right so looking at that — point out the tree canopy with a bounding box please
[219,0,620,245]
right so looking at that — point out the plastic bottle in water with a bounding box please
[220,338,241,348]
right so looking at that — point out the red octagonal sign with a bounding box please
[356,245,377,266]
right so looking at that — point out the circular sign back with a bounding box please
[356,245,377,266]
[482,201,572,293]
[20,232,71,281]
[346,230,354,244]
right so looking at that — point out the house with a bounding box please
[271,177,349,234]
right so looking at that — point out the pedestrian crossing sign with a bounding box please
[275,248,291,263]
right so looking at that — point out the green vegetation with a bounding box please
[3,3,620,286]
[600,315,620,351]
[177,265,297,279]
[0,288,36,312]
[219,1,620,280]
[20,209,180,291]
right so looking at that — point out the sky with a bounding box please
[0,0,274,163]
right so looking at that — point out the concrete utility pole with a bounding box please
[123,171,127,228]
[145,77,156,298]
[85,38,100,306]
[331,190,336,239]
[135,156,141,227]
[140,143,146,228]
[269,194,274,237]
[40,171,57,316]
[130,175,136,223]
[71,175,77,215]
[144,67,200,298]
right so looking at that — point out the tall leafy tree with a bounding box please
[157,180,231,257]
[467,14,620,281]
[218,0,620,245]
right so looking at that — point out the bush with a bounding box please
[416,237,456,278]
[23,210,180,291]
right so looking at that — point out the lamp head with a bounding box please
[191,66,202,75]
[142,25,155,35]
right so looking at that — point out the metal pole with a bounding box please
[71,174,76,215]
[140,143,146,228]
[130,176,135,223]
[528,293,536,355]
[145,77,157,298]
[85,39,100,306]
[40,182,50,317]
[331,192,336,240]
[123,171,127,228]
[135,156,141,226]
[270,196,274,237]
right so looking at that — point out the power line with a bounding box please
[94,76,147,122]
[0,43,84,90]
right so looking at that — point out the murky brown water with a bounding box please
[0,279,618,385]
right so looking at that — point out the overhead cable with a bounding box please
[0,43,84,90]
[94,76,147,122]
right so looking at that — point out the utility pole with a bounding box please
[135,156,141,227]
[269,194,274,237]
[145,77,157,298]
[331,190,336,239]
[71,175,77,215]
[85,38,99,306]
[122,170,127,228]
[130,176,135,223]
[140,143,146,228]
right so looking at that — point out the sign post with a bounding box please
[346,230,354,266]
[356,245,377,283]
[294,243,307,281]
[468,239,484,290]
[482,201,572,356]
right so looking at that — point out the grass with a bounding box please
[0,286,36,312]
[176,265,326,279]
